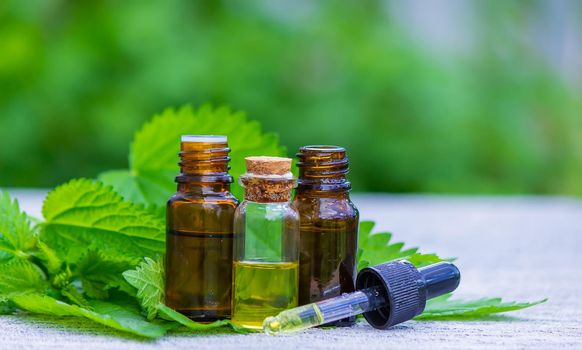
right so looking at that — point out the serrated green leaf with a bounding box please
[0,191,37,261]
[99,104,286,207]
[40,179,165,263]
[60,283,91,308]
[11,293,173,338]
[77,250,136,299]
[122,257,164,320]
[357,259,370,269]
[416,293,548,319]
[157,303,230,330]
[33,241,63,274]
[367,233,393,249]
[99,169,174,209]
[357,221,442,269]
[157,303,247,333]
[357,221,375,244]
[0,299,15,314]
[123,258,243,333]
[356,222,544,320]
[0,258,48,297]
[406,253,447,268]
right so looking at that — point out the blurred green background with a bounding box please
[1,0,581,194]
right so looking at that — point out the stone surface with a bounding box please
[2,190,581,349]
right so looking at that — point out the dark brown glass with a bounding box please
[294,145,359,327]
[165,137,238,321]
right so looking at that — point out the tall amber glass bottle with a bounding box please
[294,145,359,326]
[165,135,238,321]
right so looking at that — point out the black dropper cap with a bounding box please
[356,260,460,329]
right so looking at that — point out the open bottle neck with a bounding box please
[296,145,351,193]
[175,139,233,192]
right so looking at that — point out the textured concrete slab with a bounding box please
[1,191,581,349]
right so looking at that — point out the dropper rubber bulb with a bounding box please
[263,260,460,334]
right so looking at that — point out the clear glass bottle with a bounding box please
[294,145,359,326]
[165,135,238,321]
[232,156,299,330]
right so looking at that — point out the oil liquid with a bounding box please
[166,136,237,321]
[231,260,299,329]
[298,221,358,326]
[299,225,358,303]
[294,145,359,326]
[165,229,233,320]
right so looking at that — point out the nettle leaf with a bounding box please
[0,258,48,297]
[99,104,286,207]
[124,258,243,333]
[357,221,443,269]
[77,250,136,299]
[417,293,548,319]
[40,179,165,263]
[10,293,173,338]
[0,191,37,261]
[60,283,91,309]
[0,299,15,315]
[156,303,233,332]
[34,241,63,275]
[357,222,546,319]
[122,257,164,320]
[406,253,446,267]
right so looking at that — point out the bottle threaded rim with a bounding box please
[177,136,231,182]
[296,145,350,184]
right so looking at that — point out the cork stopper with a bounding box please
[245,156,292,176]
[240,156,294,202]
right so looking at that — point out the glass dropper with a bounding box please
[263,285,385,334]
[263,260,461,335]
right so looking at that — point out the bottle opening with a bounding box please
[296,145,350,185]
[181,135,227,143]
[177,135,231,182]
[300,145,345,153]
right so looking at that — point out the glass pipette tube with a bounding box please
[263,285,386,335]
[264,260,461,334]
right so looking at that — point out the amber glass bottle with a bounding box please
[294,145,359,326]
[165,135,238,321]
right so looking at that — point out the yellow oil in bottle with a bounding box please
[231,261,299,330]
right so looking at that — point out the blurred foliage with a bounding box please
[0,0,581,194]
